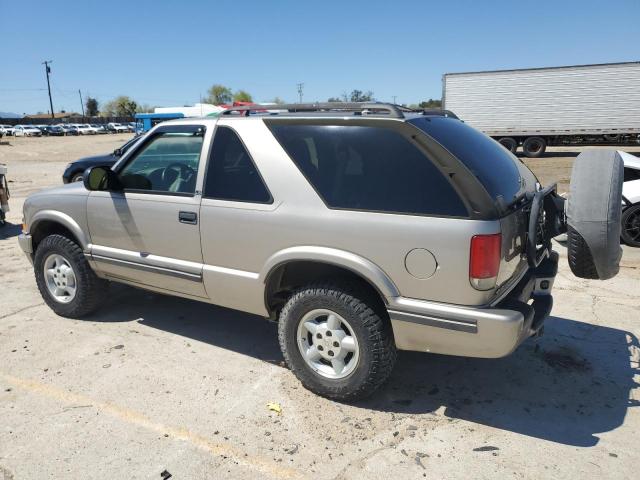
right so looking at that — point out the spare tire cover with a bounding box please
[566,149,624,280]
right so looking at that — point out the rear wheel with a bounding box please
[498,137,517,154]
[523,136,547,158]
[70,172,84,183]
[621,204,640,247]
[278,283,396,401]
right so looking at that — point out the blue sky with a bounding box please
[1,0,639,114]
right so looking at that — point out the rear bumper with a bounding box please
[388,251,558,358]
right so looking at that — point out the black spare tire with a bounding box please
[566,149,624,280]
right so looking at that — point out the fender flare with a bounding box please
[260,246,400,302]
[30,210,90,250]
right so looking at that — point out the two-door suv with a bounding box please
[18,103,624,400]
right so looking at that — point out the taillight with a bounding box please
[469,233,502,290]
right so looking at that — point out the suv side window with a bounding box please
[269,124,467,217]
[118,126,204,195]
[203,126,272,203]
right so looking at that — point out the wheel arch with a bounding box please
[30,210,89,252]
[261,246,399,315]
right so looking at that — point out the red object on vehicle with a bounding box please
[469,233,502,289]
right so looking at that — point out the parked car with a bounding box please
[0,125,14,136]
[55,124,76,136]
[41,126,65,136]
[62,135,143,183]
[107,122,129,133]
[618,152,640,247]
[75,124,95,135]
[90,124,107,134]
[19,103,624,400]
[13,125,43,137]
[126,122,136,132]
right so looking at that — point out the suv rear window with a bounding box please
[408,117,535,204]
[269,124,467,217]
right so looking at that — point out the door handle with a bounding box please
[179,211,198,224]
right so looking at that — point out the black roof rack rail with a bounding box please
[417,108,458,119]
[221,102,406,119]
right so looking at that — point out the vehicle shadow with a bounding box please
[0,222,23,239]
[90,284,639,448]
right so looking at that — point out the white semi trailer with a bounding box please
[442,62,640,157]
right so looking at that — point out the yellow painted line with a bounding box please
[2,373,305,480]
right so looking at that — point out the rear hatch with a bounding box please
[408,116,538,290]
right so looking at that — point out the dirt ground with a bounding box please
[1,135,639,479]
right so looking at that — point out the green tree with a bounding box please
[207,84,233,105]
[85,97,99,116]
[328,90,374,102]
[233,90,253,102]
[349,90,374,102]
[101,96,138,117]
[418,99,442,109]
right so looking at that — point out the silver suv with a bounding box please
[18,103,624,400]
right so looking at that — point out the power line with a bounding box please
[42,60,54,119]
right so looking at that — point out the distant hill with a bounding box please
[0,112,21,118]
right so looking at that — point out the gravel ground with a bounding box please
[1,136,639,479]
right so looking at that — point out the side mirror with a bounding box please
[83,166,122,191]
[113,148,123,157]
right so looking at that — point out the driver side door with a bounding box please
[86,124,208,298]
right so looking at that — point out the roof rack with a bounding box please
[221,102,408,119]
[419,109,459,119]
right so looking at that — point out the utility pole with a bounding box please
[78,89,85,118]
[296,83,304,103]
[42,60,54,119]
[392,95,397,105]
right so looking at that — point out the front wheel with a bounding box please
[34,234,108,318]
[278,283,397,401]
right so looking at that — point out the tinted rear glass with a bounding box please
[409,117,534,203]
[269,124,467,217]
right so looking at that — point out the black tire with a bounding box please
[70,172,84,183]
[567,226,599,279]
[621,204,640,247]
[498,137,517,154]
[522,136,547,158]
[278,283,397,401]
[34,234,108,318]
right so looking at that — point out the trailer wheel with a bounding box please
[498,137,517,154]
[566,150,624,280]
[522,137,546,158]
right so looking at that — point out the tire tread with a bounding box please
[34,234,107,318]
[278,282,396,401]
[567,227,599,279]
